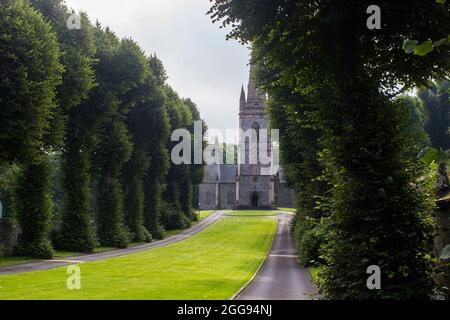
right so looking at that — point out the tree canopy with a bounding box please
[209,0,449,299]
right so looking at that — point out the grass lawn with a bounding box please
[277,207,296,213]
[309,266,322,286]
[225,210,278,217]
[199,210,215,220]
[0,218,277,300]
[0,243,148,266]
[0,256,40,268]
[164,210,215,237]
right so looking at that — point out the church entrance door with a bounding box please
[251,192,259,207]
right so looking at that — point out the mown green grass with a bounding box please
[225,210,278,217]
[199,210,215,220]
[0,256,39,267]
[163,210,215,237]
[0,218,277,300]
[0,243,148,267]
[277,207,296,213]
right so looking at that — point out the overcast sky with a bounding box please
[65,0,250,139]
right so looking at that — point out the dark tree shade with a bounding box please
[419,80,450,150]
[0,0,62,258]
[122,59,167,242]
[30,0,98,252]
[209,0,449,299]
[15,160,54,259]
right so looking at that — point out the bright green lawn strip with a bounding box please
[53,243,146,258]
[165,210,215,236]
[309,266,322,286]
[0,218,277,300]
[0,256,39,267]
[199,210,215,220]
[0,243,148,266]
[277,207,296,213]
[225,210,278,217]
[164,229,183,237]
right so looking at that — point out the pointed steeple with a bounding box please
[247,65,266,103]
[239,85,246,108]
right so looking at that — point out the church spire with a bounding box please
[239,85,246,108]
[247,65,266,103]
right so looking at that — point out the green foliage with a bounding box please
[402,0,449,56]
[418,147,441,165]
[209,0,449,299]
[30,0,96,149]
[0,0,62,259]
[122,57,169,242]
[163,88,200,223]
[139,55,171,240]
[91,32,150,248]
[1,0,204,256]
[160,201,191,230]
[396,95,430,153]
[28,0,98,252]
[441,245,450,260]
[0,0,62,163]
[14,160,54,259]
[0,163,21,219]
[292,212,326,266]
[419,79,450,150]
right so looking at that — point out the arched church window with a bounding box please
[252,122,260,142]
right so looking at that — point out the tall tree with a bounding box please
[0,0,63,258]
[142,55,170,240]
[209,0,449,299]
[30,0,98,252]
[122,58,167,242]
[419,79,450,193]
[164,88,193,226]
[92,34,148,248]
[185,98,207,213]
[419,80,450,150]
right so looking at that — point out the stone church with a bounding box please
[199,68,296,210]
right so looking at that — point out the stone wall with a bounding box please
[199,183,217,210]
[237,175,272,209]
[218,183,236,209]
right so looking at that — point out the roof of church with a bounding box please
[204,165,218,183]
[218,165,237,183]
[203,165,237,183]
[246,65,266,103]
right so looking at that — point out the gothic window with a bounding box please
[227,190,235,204]
[252,122,260,142]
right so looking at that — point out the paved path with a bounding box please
[235,212,319,300]
[0,210,226,276]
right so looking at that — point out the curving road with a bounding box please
[1,210,320,301]
[235,212,319,300]
[0,210,227,276]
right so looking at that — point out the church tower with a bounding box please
[235,66,275,209]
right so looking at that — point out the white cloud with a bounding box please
[65,0,250,132]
